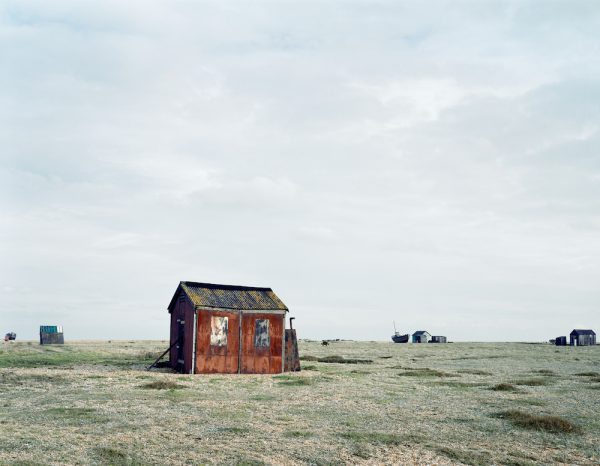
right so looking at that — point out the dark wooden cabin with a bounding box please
[430,335,447,343]
[569,329,596,346]
[168,281,297,374]
[554,336,567,346]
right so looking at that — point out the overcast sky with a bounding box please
[1,1,599,342]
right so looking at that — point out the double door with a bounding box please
[195,310,283,374]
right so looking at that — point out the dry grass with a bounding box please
[1,340,598,465]
[495,410,581,433]
[491,383,519,391]
[140,380,183,390]
[397,367,458,377]
[513,378,552,386]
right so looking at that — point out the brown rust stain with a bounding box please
[240,313,283,374]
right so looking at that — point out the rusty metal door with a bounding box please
[240,313,283,374]
[195,310,240,373]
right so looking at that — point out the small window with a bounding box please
[254,319,270,348]
[210,316,228,347]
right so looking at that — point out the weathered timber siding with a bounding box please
[240,312,284,374]
[195,309,240,374]
[169,291,195,373]
[284,329,300,372]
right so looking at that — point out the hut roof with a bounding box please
[168,281,288,312]
[412,330,429,336]
[570,329,596,336]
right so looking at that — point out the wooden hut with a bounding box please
[412,330,431,343]
[40,325,64,345]
[569,329,596,346]
[168,281,298,374]
[430,335,447,343]
[554,336,567,346]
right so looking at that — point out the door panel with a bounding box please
[176,319,185,373]
[195,310,240,373]
[240,313,283,374]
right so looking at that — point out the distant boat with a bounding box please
[391,321,409,343]
[392,333,409,343]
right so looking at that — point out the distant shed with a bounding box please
[168,281,298,374]
[569,329,596,347]
[412,330,431,343]
[554,336,567,346]
[40,326,64,345]
[430,336,447,343]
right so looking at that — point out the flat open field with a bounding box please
[1,340,599,465]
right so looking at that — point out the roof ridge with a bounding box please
[181,281,273,292]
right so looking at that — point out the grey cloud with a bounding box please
[1,1,599,341]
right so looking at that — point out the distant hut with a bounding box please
[40,326,64,345]
[167,281,299,374]
[412,330,431,343]
[430,336,447,343]
[4,332,16,341]
[554,336,567,346]
[569,329,596,347]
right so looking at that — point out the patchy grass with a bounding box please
[283,430,314,438]
[398,368,458,378]
[513,378,552,387]
[494,410,581,433]
[317,355,373,364]
[340,431,405,445]
[436,446,492,466]
[1,340,598,465]
[91,446,143,466]
[574,371,600,377]
[249,394,277,401]
[491,383,519,392]
[456,369,493,376]
[299,355,318,361]
[140,380,183,390]
[273,374,313,386]
[217,427,251,434]
[433,381,487,388]
[532,369,556,376]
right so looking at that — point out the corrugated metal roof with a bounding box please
[168,281,288,311]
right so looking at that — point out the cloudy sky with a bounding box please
[1,1,599,341]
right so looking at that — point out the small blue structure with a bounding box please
[40,325,64,345]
